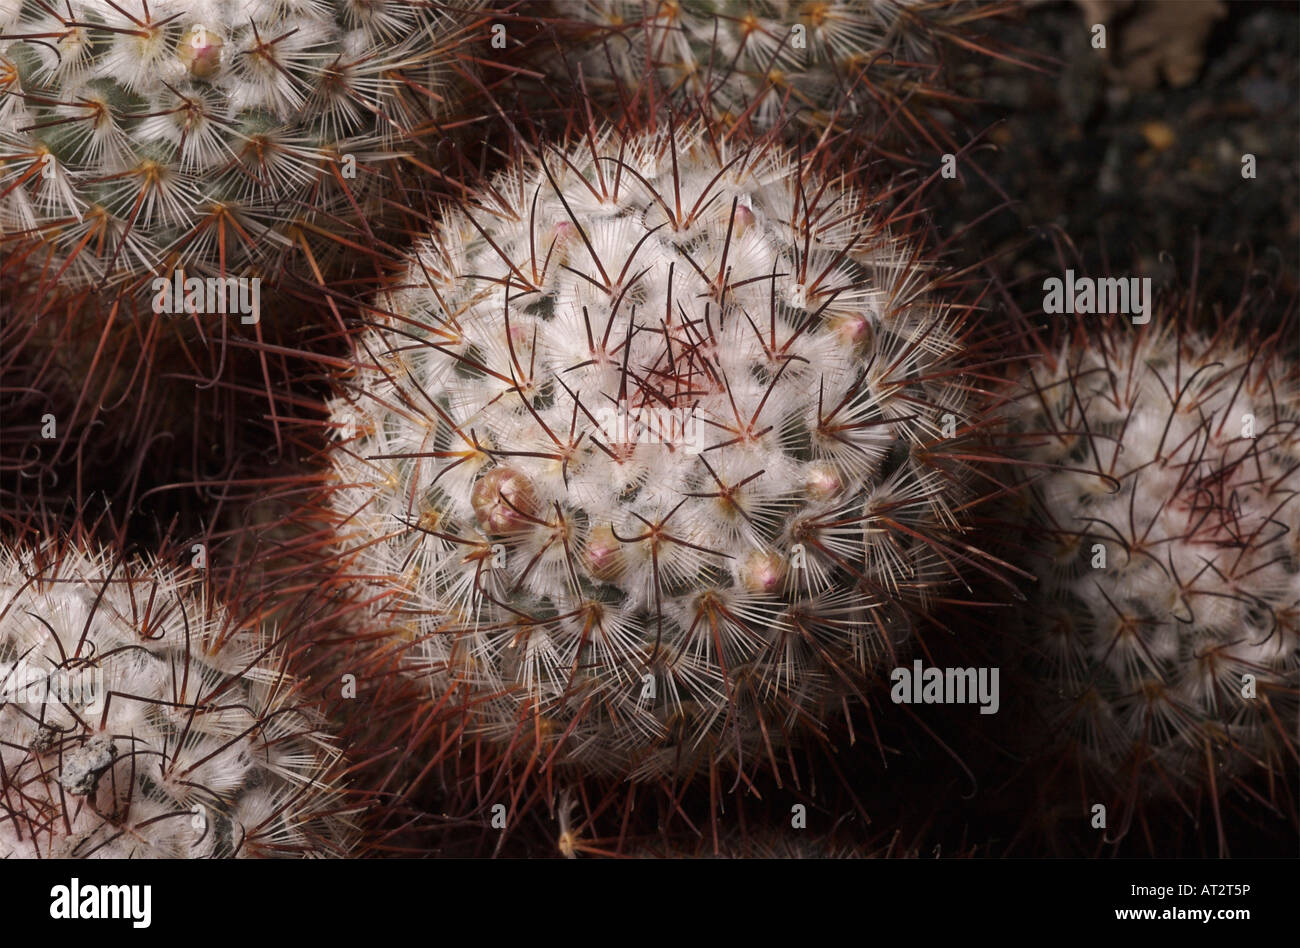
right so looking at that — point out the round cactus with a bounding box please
[1005,322,1300,794]
[0,541,355,857]
[327,120,990,783]
[0,0,482,287]
[553,0,984,130]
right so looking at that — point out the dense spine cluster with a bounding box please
[0,542,354,857]
[328,121,987,781]
[0,0,478,285]
[1006,324,1300,792]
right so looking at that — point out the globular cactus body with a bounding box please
[0,0,478,285]
[557,0,974,129]
[328,121,986,782]
[1007,324,1300,792]
[0,542,354,857]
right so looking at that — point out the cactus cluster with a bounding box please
[0,0,1292,864]
[327,121,985,781]
[1006,324,1300,791]
[0,0,477,286]
[0,541,354,857]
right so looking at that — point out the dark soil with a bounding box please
[933,0,1298,327]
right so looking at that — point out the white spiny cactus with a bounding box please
[0,0,481,285]
[1007,324,1300,789]
[327,121,986,781]
[0,542,355,857]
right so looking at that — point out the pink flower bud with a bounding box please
[471,467,538,534]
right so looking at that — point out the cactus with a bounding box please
[0,540,355,857]
[0,0,483,288]
[551,0,989,131]
[327,119,992,784]
[1005,322,1300,795]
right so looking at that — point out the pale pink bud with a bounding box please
[471,467,538,534]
